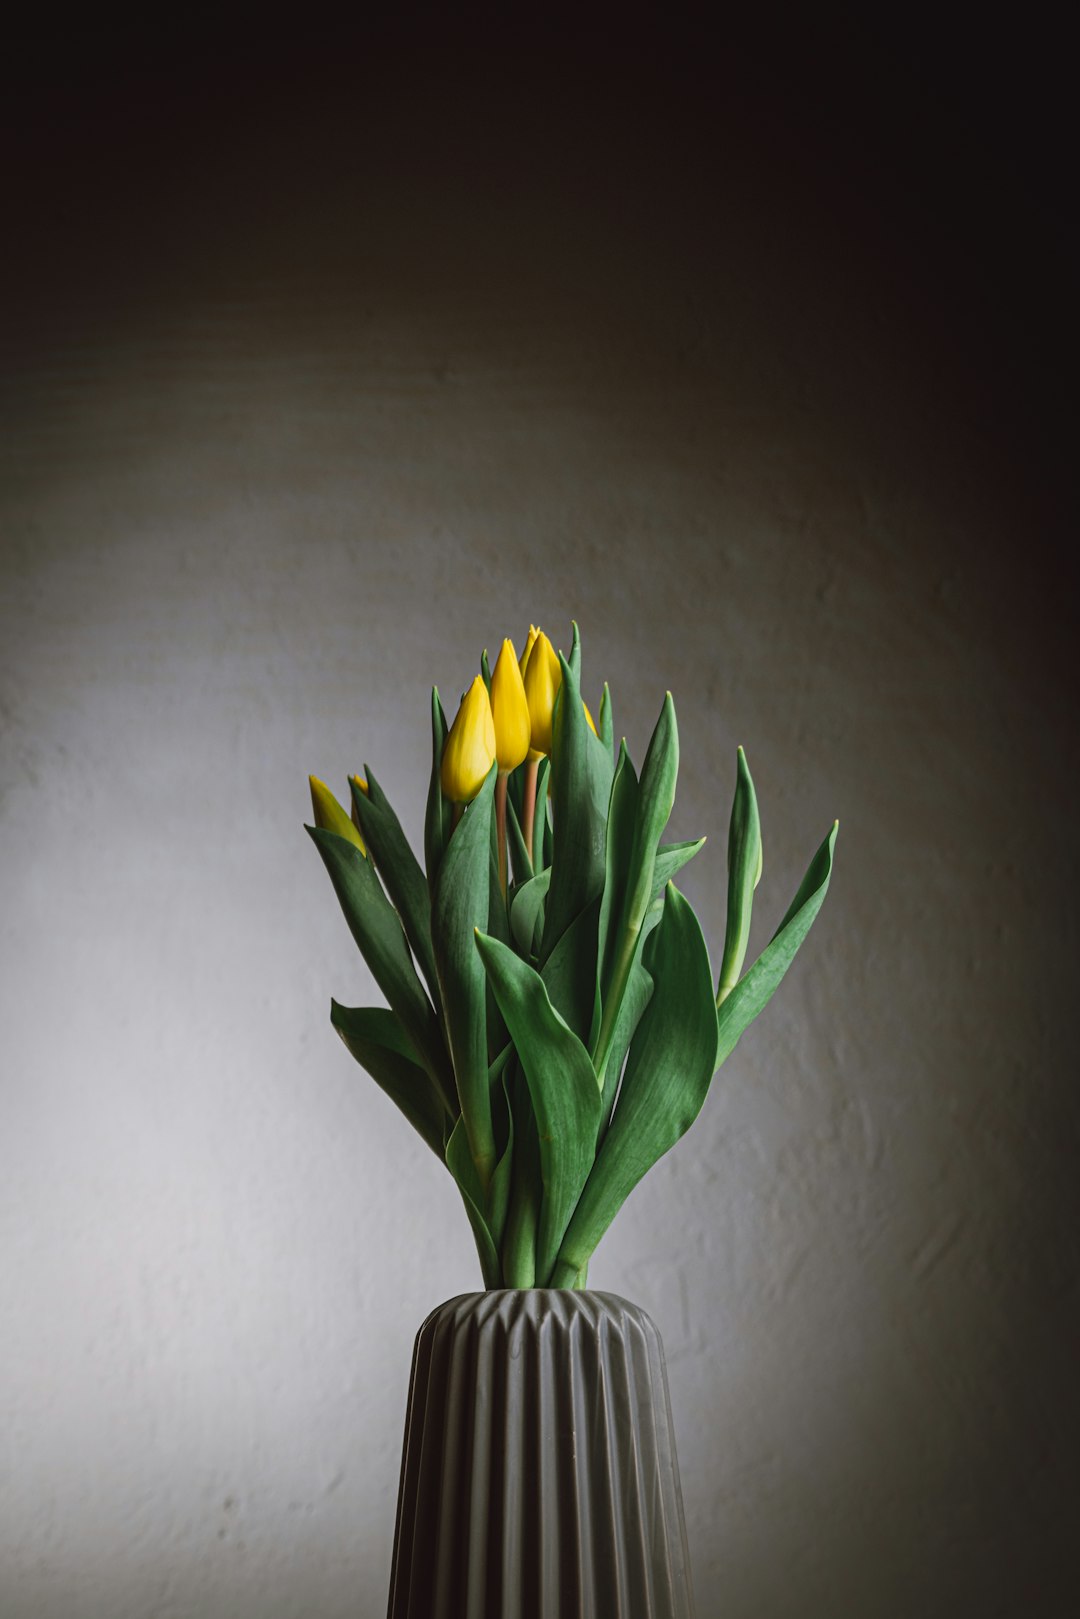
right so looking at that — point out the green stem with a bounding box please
[591,921,641,1091]
[501,1177,538,1287]
[521,756,539,867]
[549,1256,584,1289]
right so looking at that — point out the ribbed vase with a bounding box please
[387,1290,695,1618]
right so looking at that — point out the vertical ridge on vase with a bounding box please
[386,1291,695,1619]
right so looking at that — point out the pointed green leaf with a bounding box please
[424,687,448,895]
[541,653,612,963]
[717,747,762,1002]
[715,822,838,1065]
[352,768,439,1006]
[541,894,601,1047]
[509,868,551,955]
[306,826,449,1105]
[431,765,497,1188]
[330,1002,449,1161]
[505,791,534,886]
[596,742,638,1001]
[474,930,603,1285]
[568,619,581,681]
[597,959,653,1125]
[590,694,678,1089]
[486,1055,515,1255]
[534,756,551,872]
[644,838,708,940]
[552,884,716,1284]
[598,681,613,753]
[445,1117,501,1289]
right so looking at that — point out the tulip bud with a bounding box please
[349,775,368,834]
[490,639,531,773]
[522,628,561,757]
[518,624,538,678]
[441,675,497,803]
[309,775,366,855]
[583,699,598,737]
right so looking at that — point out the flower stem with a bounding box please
[521,756,539,865]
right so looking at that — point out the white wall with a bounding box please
[2,39,1075,1619]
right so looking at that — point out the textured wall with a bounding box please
[2,31,1076,1619]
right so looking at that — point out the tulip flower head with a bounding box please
[490,639,531,773]
[309,775,366,855]
[522,628,561,758]
[441,675,497,803]
[518,624,538,678]
[349,775,369,835]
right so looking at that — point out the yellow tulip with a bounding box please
[349,775,368,835]
[522,628,561,757]
[490,639,531,773]
[441,675,497,803]
[583,700,598,737]
[309,775,366,855]
[518,625,538,678]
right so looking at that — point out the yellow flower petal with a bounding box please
[309,775,366,855]
[441,675,497,803]
[522,629,561,757]
[518,624,538,677]
[490,638,531,772]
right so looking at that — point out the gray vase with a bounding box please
[387,1289,695,1618]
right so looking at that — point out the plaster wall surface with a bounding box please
[2,37,1076,1619]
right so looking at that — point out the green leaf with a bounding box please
[541,653,612,964]
[475,930,603,1286]
[352,769,440,1006]
[445,1118,501,1289]
[596,742,638,1000]
[509,869,551,955]
[505,791,534,886]
[541,894,602,1047]
[567,619,581,681]
[597,959,653,1127]
[644,838,708,940]
[424,687,448,896]
[486,813,511,1060]
[552,884,717,1285]
[598,681,613,753]
[306,826,450,1109]
[330,1002,449,1161]
[485,1052,515,1255]
[715,821,838,1065]
[590,694,679,1089]
[717,747,762,1002]
[431,765,498,1189]
[533,756,551,872]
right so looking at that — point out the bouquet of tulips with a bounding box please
[307,624,836,1289]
